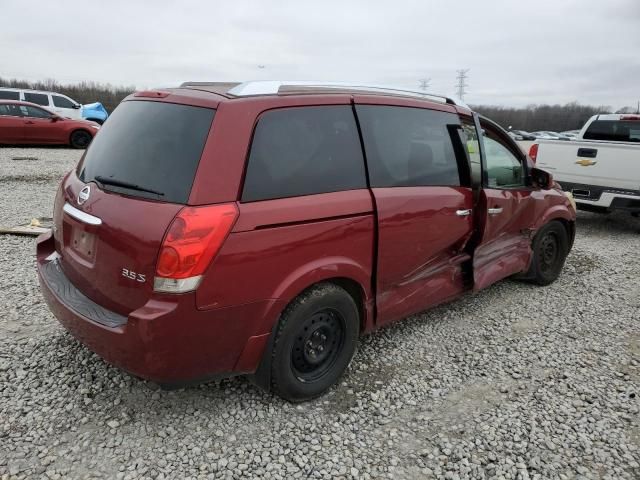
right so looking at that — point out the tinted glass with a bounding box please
[356,105,461,187]
[584,120,640,142]
[78,101,215,204]
[52,95,75,108]
[482,130,524,188]
[22,106,52,118]
[242,106,366,202]
[0,90,20,100]
[24,92,49,106]
[0,104,23,116]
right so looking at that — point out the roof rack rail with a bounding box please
[180,81,241,88]
[226,81,466,107]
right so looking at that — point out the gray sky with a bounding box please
[2,0,639,108]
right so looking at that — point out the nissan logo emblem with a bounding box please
[78,185,91,205]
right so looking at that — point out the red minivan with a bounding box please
[36,82,576,401]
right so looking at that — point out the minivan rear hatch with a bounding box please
[55,99,216,315]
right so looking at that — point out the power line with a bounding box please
[455,69,469,101]
[418,78,431,91]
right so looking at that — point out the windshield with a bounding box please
[78,100,215,203]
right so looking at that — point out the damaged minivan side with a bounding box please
[37,82,576,402]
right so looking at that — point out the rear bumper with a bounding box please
[576,193,640,212]
[36,232,279,385]
[557,181,640,212]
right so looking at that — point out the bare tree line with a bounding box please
[473,102,638,132]
[0,77,133,113]
[2,77,636,131]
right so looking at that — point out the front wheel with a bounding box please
[70,130,92,149]
[270,283,360,402]
[524,221,569,286]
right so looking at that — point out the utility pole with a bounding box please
[455,69,469,101]
[418,78,431,91]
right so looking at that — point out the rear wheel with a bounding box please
[524,221,569,286]
[70,130,92,149]
[270,283,359,402]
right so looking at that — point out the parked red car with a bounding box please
[36,82,576,401]
[0,100,99,148]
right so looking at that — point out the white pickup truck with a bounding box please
[529,113,640,216]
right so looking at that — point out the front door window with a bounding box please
[482,130,525,188]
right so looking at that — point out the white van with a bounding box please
[0,88,83,120]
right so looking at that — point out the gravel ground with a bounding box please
[1,147,639,480]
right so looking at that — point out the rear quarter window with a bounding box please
[0,104,20,116]
[242,106,366,202]
[78,101,215,204]
[24,92,49,106]
[0,90,20,100]
[356,105,462,187]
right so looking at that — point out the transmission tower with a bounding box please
[418,78,431,91]
[455,69,469,100]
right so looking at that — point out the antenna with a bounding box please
[418,78,431,91]
[455,69,469,101]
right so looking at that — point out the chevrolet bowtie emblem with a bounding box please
[575,159,597,166]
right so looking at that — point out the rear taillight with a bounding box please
[529,143,539,164]
[154,203,238,293]
[621,115,640,121]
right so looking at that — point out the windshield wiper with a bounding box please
[94,175,164,197]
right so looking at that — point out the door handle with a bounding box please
[456,209,472,217]
[488,207,503,215]
[25,120,35,124]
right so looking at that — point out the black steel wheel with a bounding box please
[538,231,560,274]
[270,283,359,402]
[524,221,569,286]
[70,130,92,149]
[291,308,345,383]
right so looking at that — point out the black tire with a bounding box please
[524,221,569,286]
[70,130,92,149]
[270,283,360,402]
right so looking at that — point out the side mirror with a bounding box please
[50,115,61,122]
[531,167,553,189]
[72,104,82,109]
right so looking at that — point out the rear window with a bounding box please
[78,101,215,204]
[0,104,22,116]
[0,90,19,100]
[242,106,366,202]
[356,105,462,187]
[24,92,49,106]
[584,120,640,142]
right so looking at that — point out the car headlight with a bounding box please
[564,191,576,211]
